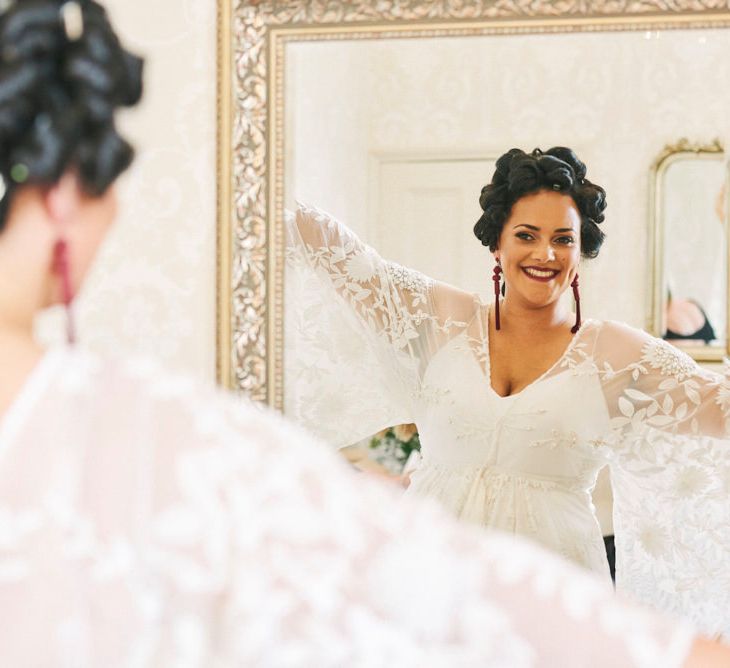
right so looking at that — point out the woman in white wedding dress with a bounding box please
[285,148,730,638]
[3,1,728,665]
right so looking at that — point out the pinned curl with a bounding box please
[474,147,607,259]
[0,0,143,229]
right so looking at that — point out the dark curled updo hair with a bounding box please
[474,147,607,259]
[0,0,143,231]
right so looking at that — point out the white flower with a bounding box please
[641,339,697,382]
[673,466,710,498]
[386,261,429,295]
[637,523,669,558]
[715,375,730,416]
[344,251,377,283]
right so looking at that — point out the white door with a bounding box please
[372,156,497,298]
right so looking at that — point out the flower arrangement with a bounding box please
[369,423,421,474]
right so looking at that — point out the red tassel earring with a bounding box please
[570,273,581,334]
[52,238,76,344]
[493,261,502,331]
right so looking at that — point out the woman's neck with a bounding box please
[0,317,43,368]
[0,287,46,406]
[0,325,45,422]
[0,289,38,343]
[498,296,573,335]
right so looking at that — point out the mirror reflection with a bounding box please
[281,26,730,637]
[656,146,727,352]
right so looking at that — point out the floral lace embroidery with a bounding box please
[460,333,489,373]
[418,461,565,492]
[412,384,453,406]
[344,250,378,283]
[639,339,697,382]
[385,261,430,303]
[529,430,579,450]
[714,361,730,426]
[560,341,599,377]
[294,246,434,348]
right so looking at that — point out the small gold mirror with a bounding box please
[649,139,729,362]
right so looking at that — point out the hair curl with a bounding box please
[473,147,606,259]
[0,0,143,230]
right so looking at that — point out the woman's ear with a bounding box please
[43,172,81,227]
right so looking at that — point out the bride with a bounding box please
[286,146,730,637]
[5,1,729,664]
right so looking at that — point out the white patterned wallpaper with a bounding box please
[288,29,730,329]
[36,0,217,381]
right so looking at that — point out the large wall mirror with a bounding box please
[218,5,730,404]
[649,139,729,362]
[218,3,730,636]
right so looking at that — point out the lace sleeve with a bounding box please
[595,321,730,437]
[287,203,436,347]
[285,203,472,446]
[590,321,730,637]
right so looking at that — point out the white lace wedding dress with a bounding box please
[285,202,730,638]
[0,347,694,666]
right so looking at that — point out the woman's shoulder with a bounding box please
[431,282,482,323]
[587,318,699,353]
[578,319,675,365]
[577,319,706,377]
[584,318,653,344]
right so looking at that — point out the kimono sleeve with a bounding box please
[592,321,730,638]
[284,202,469,448]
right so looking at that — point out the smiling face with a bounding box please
[495,189,581,309]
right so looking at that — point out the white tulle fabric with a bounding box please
[285,202,730,638]
[0,348,694,666]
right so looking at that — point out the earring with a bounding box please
[570,273,581,334]
[493,260,502,331]
[52,237,76,344]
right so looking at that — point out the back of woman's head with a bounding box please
[0,0,142,230]
[474,147,607,259]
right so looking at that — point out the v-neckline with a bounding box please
[480,304,592,400]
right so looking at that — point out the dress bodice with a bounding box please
[407,324,613,576]
[416,328,609,483]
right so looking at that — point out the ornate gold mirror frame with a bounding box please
[648,138,729,362]
[217,2,730,407]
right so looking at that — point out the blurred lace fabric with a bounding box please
[0,345,695,666]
